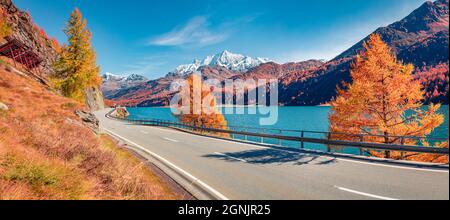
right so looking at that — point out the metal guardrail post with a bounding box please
[300,131,304,149]
[327,132,332,152]
[278,130,282,146]
[244,128,248,141]
[261,129,264,143]
[359,134,365,156]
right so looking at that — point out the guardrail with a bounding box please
[106,109,449,160]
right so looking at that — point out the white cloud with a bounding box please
[148,16,229,47]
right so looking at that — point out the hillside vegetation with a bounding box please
[0,64,179,200]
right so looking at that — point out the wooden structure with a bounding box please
[0,36,43,75]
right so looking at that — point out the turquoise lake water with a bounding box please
[127,106,449,153]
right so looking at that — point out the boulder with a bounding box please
[112,107,129,119]
[85,87,105,111]
[75,110,100,134]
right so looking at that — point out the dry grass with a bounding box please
[0,64,180,200]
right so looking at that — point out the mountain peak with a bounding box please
[218,50,241,59]
[102,73,147,82]
[170,50,272,76]
[389,0,449,33]
[335,0,449,60]
[221,50,231,55]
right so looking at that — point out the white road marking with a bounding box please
[140,130,149,134]
[335,186,400,200]
[102,128,229,200]
[116,121,449,173]
[334,158,449,173]
[163,137,179,143]
[214,152,248,163]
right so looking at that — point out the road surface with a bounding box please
[95,109,449,200]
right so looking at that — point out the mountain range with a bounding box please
[101,73,148,98]
[103,0,449,107]
[169,50,271,77]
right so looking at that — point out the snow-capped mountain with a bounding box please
[170,50,272,76]
[101,73,148,98]
[102,72,147,82]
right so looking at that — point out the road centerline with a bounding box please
[214,152,248,163]
[334,186,400,200]
[163,137,180,143]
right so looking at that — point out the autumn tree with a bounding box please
[329,34,444,159]
[0,8,11,39]
[174,74,229,137]
[52,8,101,102]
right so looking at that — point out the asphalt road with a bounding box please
[95,109,449,200]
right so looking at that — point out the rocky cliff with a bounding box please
[0,0,105,111]
[0,0,58,76]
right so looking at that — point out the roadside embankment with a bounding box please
[0,65,180,200]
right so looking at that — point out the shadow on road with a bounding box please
[203,148,337,166]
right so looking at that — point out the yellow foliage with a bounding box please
[329,34,444,159]
[175,74,229,137]
[0,9,12,39]
[52,8,101,103]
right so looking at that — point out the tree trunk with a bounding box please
[384,132,390,158]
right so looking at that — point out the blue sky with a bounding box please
[15,0,428,79]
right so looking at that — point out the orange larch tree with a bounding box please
[174,74,229,137]
[329,34,445,159]
[0,8,11,39]
[52,8,101,102]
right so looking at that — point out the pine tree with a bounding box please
[53,8,101,102]
[329,34,444,159]
[175,74,229,137]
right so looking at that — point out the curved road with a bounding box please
[95,109,449,200]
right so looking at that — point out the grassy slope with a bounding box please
[0,63,180,200]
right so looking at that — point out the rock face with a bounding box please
[75,110,100,134]
[85,87,105,111]
[1,0,105,111]
[111,107,129,119]
[0,0,59,77]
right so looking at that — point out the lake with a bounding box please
[127,106,449,153]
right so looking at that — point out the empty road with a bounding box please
[95,109,449,200]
